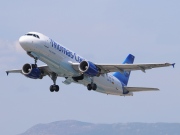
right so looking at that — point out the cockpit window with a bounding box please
[25,33,40,39]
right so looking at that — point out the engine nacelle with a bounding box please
[22,63,42,79]
[79,61,100,76]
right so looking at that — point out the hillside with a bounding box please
[19,120,180,135]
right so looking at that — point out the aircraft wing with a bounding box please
[6,65,52,76]
[124,86,159,92]
[72,62,175,74]
[6,69,22,74]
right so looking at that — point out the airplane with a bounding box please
[6,32,175,96]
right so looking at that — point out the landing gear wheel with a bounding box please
[92,84,97,90]
[87,84,92,91]
[49,73,59,92]
[55,85,59,92]
[50,85,55,92]
[87,77,97,91]
[50,85,59,92]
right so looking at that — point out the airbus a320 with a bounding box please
[6,32,175,96]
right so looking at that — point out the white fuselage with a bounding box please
[19,32,133,96]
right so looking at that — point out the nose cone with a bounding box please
[19,36,27,46]
[19,36,32,51]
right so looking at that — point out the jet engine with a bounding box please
[79,61,100,76]
[22,63,43,79]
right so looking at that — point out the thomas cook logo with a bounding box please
[124,71,130,77]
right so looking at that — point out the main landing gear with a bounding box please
[87,83,97,91]
[87,77,97,91]
[50,85,59,92]
[50,72,59,92]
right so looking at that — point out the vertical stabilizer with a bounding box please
[113,54,135,86]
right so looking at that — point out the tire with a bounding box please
[50,85,54,92]
[87,84,92,91]
[92,84,97,90]
[55,85,59,92]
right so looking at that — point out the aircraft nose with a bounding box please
[19,36,27,46]
[19,35,32,51]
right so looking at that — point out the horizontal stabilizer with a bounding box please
[124,87,159,92]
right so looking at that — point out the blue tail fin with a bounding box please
[113,54,135,86]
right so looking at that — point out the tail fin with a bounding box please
[113,54,135,86]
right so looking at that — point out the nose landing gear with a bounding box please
[26,55,60,92]
[31,57,38,68]
[50,73,59,92]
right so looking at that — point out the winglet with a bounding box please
[172,63,175,68]
[6,71,9,76]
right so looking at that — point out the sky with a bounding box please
[0,0,179,134]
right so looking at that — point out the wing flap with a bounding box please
[124,86,159,92]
